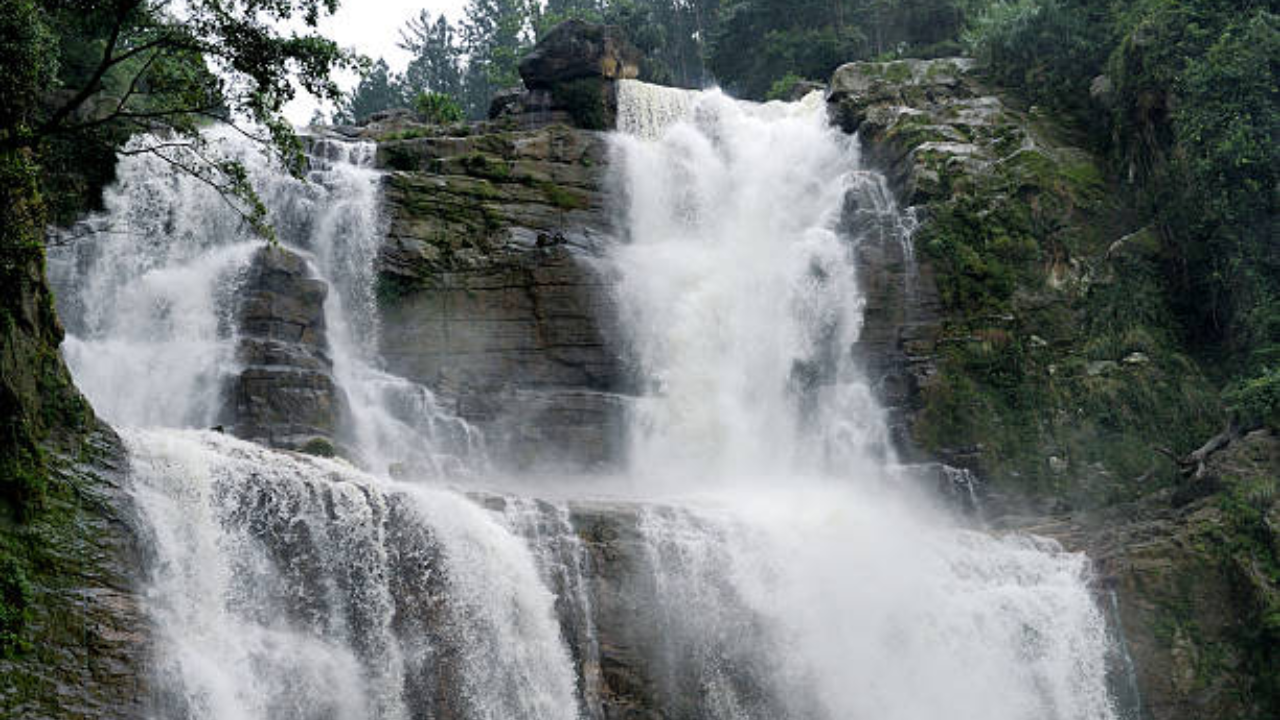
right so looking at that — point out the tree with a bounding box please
[400,11,464,101]
[1,0,358,234]
[461,0,537,117]
[334,58,405,124]
[412,92,465,124]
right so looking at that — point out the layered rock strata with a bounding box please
[229,245,342,454]
[374,125,625,471]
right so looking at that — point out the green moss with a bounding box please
[299,437,336,458]
[882,61,914,83]
[0,553,33,658]
[909,114,1221,506]
[1208,479,1280,709]
[461,152,512,181]
[539,181,587,211]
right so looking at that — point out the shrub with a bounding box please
[413,91,465,125]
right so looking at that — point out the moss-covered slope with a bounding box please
[830,58,1221,511]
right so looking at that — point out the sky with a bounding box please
[285,0,471,124]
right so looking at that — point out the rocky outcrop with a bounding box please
[229,245,342,455]
[0,428,152,720]
[827,58,1220,509]
[1,229,151,717]
[375,124,625,471]
[519,20,641,89]
[490,20,643,130]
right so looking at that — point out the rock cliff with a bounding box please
[372,124,626,471]
[828,58,1220,510]
[0,251,150,717]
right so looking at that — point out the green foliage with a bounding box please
[400,10,465,101]
[1226,367,1280,431]
[413,92,465,125]
[708,0,975,98]
[1210,477,1280,712]
[1161,11,1279,368]
[0,0,360,235]
[0,0,57,137]
[764,72,805,101]
[335,59,405,124]
[965,0,1278,386]
[299,437,336,458]
[0,554,33,658]
[462,0,539,116]
[962,0,1105,117]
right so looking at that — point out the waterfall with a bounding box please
[48,82,1123,720]
[49,129,480,476]
[127,428,579,720]
[594,80,1121,719]
[48,130,579,719]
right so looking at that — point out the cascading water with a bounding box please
[49,130,480,476]
[47,81,1126,720]
[127,428,579,720]
[578,80,1122,719]
[48,130,579,719]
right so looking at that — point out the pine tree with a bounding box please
[461,0,537,117]
[399,11,464,101]
[335,59,405,124]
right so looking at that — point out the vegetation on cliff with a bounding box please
[962,0,1278,431]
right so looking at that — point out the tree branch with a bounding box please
[36,0,141,137]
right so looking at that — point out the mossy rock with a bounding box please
[299,436,337,458]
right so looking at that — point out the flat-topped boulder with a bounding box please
[492,19,644,130]
[519,19,641,89]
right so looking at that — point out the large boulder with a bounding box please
[518,19,641,89]
[229,245,343,454]
[491,20,643,130]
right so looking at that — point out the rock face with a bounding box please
[229,245,342,454]
[519,19,641,89]
[0,247,151,717]
[375,125,626,471]
[0,427,152,719]
[827,58,1220,507]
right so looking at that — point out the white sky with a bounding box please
[285,0,471,124]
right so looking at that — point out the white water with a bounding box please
[126,428,578,720]
[49,130,480,476]
[49,131,579,719]
[595,80,1120,720]
[48,84,1124,720]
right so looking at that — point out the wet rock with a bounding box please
[1007,429,1280,720]
[229,245,343,451]
[827,58,973,136]
[489,20,643,131]
[0,428,152,719]
[376,124,626,471]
